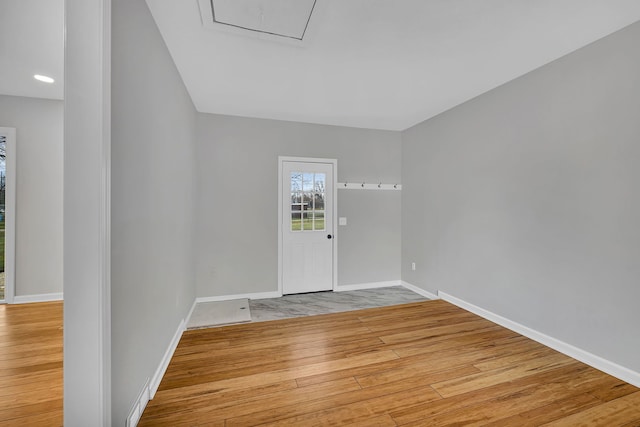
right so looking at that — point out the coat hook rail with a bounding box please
[338,182,402,191]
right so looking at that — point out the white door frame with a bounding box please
[278,156,338,296]
[0,127,16,304]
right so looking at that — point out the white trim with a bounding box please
[278,158,283,296]
[126,378,149,427]
[334,280,401,292]
[12,293,64,304]
[147,291,276,401]
[438,291,640,389]
[146,297,211,403]
[149,318,185,399]
[331,160,338,293]
[100,0,112,423]
[195,283,431,300]
[278,156,338,296]
[0,127,16,304]
[184,298,198,327]
[400,281,440,300]
[197,291,281,303]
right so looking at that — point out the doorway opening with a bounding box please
[0,127,16,303]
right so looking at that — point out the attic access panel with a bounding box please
[210,0,317,41]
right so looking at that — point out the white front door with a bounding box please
[280,159,335,294]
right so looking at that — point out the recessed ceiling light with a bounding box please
[34,74,55,83]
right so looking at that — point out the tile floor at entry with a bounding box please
[249,286,428,322]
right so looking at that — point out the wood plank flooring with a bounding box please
[140,300,640,426]
[0,301,63,426]
[5,300,635,426]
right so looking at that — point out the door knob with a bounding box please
[327,234,333,239]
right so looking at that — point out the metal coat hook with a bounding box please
[337,182,402,191]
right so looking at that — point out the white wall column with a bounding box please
[63,0,111,425]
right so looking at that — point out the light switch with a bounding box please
[339,217,347,226]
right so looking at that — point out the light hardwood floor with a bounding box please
[3,300,638,426]
[141,300,640,426]
[0,301,63,426]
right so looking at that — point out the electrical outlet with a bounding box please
[411,262,416,271]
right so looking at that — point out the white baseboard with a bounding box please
[439,291,640,389]
[149,317,186,399]
[12,292,64,304]
[334,280,401,292]
[196,290,281,303]
[184,298,197,327]
[196,281,424,300]
[129,304,191,427]
[126,378,150,427]
[400,281,439,300]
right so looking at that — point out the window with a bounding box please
[290,171,325,231]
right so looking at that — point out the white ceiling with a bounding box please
[0,0,64,100]
[211,0,317,40]
[147,0,640,131]
[2,1,640,131]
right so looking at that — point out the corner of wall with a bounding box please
[400,281,439,300]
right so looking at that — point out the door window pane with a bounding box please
[291,211,302,231]
[314,211,325,231]
[302,211,313,230]
[302,173,313,192]
[290,172,304,231]
[290,171,326,232]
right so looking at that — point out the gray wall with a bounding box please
[0,95,63,297]
[111,0,197,423]
[402,22,640,373]
[196,114,401,297]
